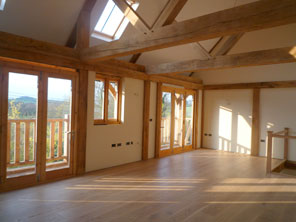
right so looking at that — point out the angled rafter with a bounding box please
[113,0,150,33]
[210,33,245,57]
[66,0,97,48]
[152,0,188,28]
[146,46,296,75]
[81,0,296,62]
[130,0,188,63]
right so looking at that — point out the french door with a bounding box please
[158,86,197,157]
[0,67,77,190]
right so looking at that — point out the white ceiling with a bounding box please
[0,0,85,45]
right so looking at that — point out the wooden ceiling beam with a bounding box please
[81,0,296,62]
[146,46,296,75]
[204,81,296,90]
[0,31,202,89]
[130,0,188,63]
[0,31,147,78]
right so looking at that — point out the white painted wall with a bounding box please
[203,90,252,155]
[260,89,296,161]
[86,71,144,172]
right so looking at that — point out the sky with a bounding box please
[8,72,72,101]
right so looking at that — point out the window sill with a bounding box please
[94,120,121,125]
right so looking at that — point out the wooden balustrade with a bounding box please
[160,117,193,148]
[266,128,295,174]
[7,118,69,172]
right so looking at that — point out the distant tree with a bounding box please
[8,100,22,119]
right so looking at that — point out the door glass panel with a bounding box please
[94,79,105,120]
[108,80,119,120]
[174,93,184,148]
[7,73,38,178]
[161,92,171,150]
[185,95,194,146]
[46,78,72,171]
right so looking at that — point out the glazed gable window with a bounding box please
[92,0,139,42]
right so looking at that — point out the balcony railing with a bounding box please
[160,117,193,149]
[7,118,70,176]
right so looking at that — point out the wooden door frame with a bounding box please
[43,72,78,181]
[0,64,78,191]
[157,85,197,158]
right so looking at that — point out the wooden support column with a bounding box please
[193,90,199,149]
[155,83,162,158]
[142,81,151,160]
[251,89,260,156]
[200,90,205,148]
[266,131,273,174]
[75,7,90,175]
[76,70,88,175]
[0,67,7,184]
[284,128,289,159]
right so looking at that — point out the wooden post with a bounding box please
[284,127,289,160]
[58,121,63,157]
[15,122,20,163]
[193,90,199,149]
[170,92,176,153]
[50,122,55,158]
[200,90,205,148]
[75,6,91,175]
[25,122,30,162]
[155,83,162,158]
[251,88,260,156]
[37,72,48,182]
[142,80,150,160]
[76,70,88,175]
[6,121,10,164]
[266,131,273,174]
[0,68,8,184]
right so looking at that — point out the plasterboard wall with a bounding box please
[86,71,144,172]
[260,89,296,161]
[203,90,252,155]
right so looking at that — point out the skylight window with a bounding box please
[0,0,6,11]
[93,0,139,42]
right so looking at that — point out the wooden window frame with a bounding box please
[94,74,122,125]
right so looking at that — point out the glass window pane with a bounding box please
[94,79,105,120]
[114,17,129,40]
[7,73,38,178]
[185,95,194,146]
[102,5,124,36]
[94,0,116,32]
[93,0,140,41]
[174,93,184,148]
[108,81,119,120]
[46,78,72,171]
[161,92,171,150]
